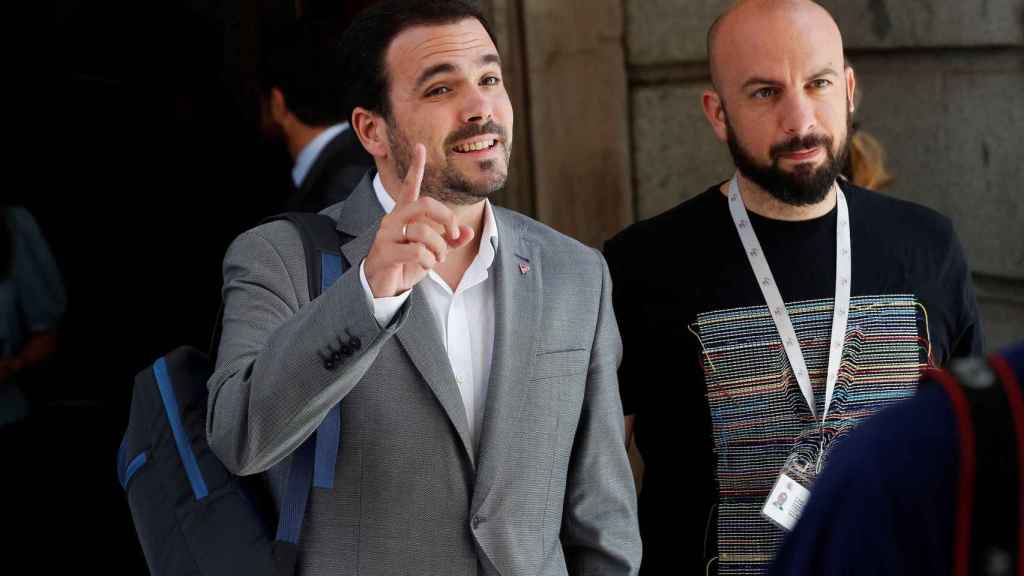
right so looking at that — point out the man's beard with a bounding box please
[725,110,851,206]
[388,116,511,205]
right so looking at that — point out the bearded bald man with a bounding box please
[604,1,982,573]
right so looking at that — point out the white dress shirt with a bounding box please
[358,174,498,452]
[292,123,349,187]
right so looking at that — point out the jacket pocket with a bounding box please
[531,348,588,381]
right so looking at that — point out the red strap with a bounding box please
[927,367,975,576]
[988,354,1024,576]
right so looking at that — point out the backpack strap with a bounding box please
[265,212,348,307]
[988,346,1024,576]
[263,212,348,489]
[205,213,350,359]
[925,366,976,576]
[254,213,350,574]
[152,356,211,500]
[932,349,1024,576]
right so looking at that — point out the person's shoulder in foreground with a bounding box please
[770,341,1024,576]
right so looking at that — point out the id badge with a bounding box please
[761,452,817,531]
[761,472,811,531]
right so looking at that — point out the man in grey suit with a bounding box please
[207,1,641,574]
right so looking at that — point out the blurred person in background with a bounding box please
[844,125,894,191]
[259,13,375,213]
[840,79,894,191]
[0,205,66,428]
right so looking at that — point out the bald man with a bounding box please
[603,1,982,573]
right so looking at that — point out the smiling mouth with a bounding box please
[452,138,499,154]
[780,148,821,160]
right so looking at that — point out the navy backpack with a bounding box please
[118,213,349,575]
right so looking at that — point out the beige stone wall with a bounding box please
[625,0,1024,350]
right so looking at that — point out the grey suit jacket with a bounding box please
[208,174,641,575]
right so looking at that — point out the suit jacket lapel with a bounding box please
[336,172,382,271]
[472,208,542,514]
[336,174,477,467]
[396,289,476,466]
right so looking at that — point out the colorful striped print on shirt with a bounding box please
[696,294,926,575]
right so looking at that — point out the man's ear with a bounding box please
[845,65,857,114]
[269,87,290,127]
[702,89,729,143]
[351,107,389,160]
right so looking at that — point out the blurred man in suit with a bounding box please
[259,15,375,212]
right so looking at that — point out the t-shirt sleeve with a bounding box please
[604,230,643,417]
[945,226,983,359]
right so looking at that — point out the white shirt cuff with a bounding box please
[359,259,411,327]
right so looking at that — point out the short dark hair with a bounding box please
[260,16,350,126]
[337,0,496,123]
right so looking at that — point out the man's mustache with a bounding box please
[770,133,833,160]
[444,121,509,148]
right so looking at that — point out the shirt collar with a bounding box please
[292,122,349,187]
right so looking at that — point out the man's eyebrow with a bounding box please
[741,76,782,90]
[415,53,502,89]
[415,62,457,90]
[740,67,841,90]
[808,66,840,79]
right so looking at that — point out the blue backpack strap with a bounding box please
[314,406,342,489]
[260,213,349,549]
[314,251,345,489]
[153,356,209,500]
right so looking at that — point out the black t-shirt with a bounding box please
[604,181,982,575]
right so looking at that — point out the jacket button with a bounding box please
[324,359,335,371]
[332,351,342,362]
[472,515,483,530]
[350,337,362,350]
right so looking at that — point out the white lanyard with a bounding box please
[727,175,851,424]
